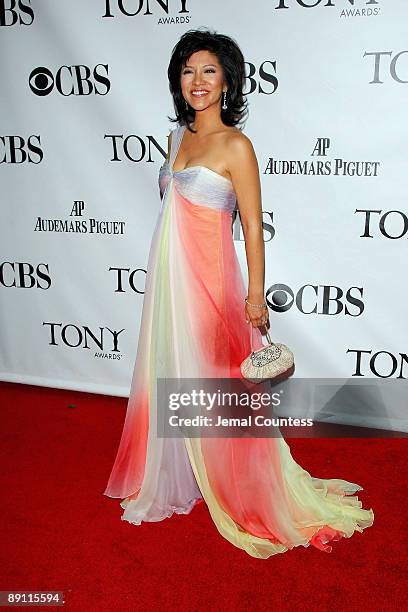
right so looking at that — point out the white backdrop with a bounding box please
[1,1,407,430]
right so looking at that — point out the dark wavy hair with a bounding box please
[167,27,248,133]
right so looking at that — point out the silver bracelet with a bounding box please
[245,297,267,309]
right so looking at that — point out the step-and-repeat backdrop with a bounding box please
[1,1,407,431]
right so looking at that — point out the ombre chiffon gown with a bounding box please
[103,124,374,559]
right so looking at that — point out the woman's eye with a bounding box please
[182,69,216,75]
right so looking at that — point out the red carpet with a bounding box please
[0,381,406,611]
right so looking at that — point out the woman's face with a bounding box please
[180,49,226,113]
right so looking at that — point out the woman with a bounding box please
[104,28,374,558]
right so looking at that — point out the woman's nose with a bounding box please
[192,72,204,86]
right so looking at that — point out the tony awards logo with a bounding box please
[274,0,380,18]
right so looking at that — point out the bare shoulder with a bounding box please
[225,127,251,143]
[222,129,261,219]
[223,128,256,162]
[223,128,259,176]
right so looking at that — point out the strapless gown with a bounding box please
[103,124,374,558]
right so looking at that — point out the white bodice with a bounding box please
[158,125,237,215]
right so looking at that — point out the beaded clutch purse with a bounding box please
[240,326,295,384]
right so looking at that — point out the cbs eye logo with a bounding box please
[266,283,364,316]
[28,65,110,96]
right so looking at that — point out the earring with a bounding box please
[222,90,228,110]
[185,99,188,109]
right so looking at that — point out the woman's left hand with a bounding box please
[245,302,269,329]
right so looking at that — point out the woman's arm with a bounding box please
[228,132,268,328]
